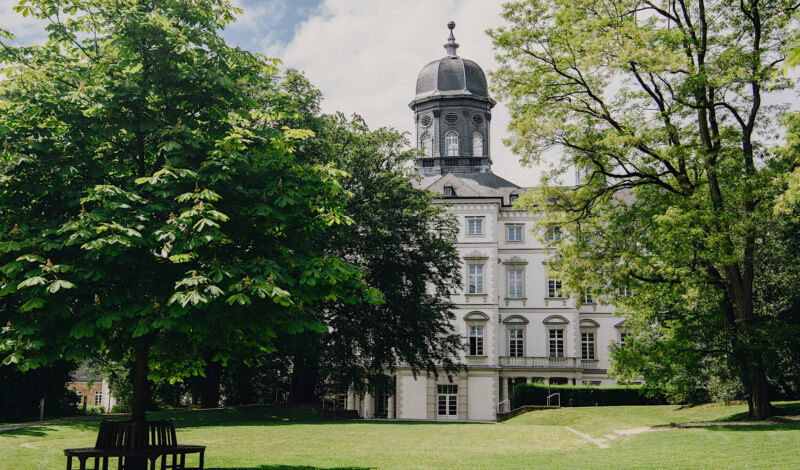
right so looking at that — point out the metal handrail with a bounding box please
[496,399,510,413]
[546,393,560,407]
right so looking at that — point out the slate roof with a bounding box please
[415,171,528,205]
[413,56,489,101]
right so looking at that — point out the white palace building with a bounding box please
[348,23,625,422]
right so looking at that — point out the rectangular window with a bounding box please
[583,288,593,304]
[469,326,484,356]
[468,264,484,294]
[619,332,628,346]
[337,393,347,409]
[443,185,454,196]
[546,227,562,241]
[507,224,523,242]
[422,159,434,168]
[437,385,458,416]
[620,286,632,297]
[444,158,459,166]
[509,329,524,357]
[581,332,596,360]
[549,329,564,357]
[466,217,484,235]
[508,269,524,298]
[94,390,102,406]
[547,279,563,298]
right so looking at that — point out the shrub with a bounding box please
[84,405,106,415]
[512,383,666,408]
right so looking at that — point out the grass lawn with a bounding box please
[1,402,799,469]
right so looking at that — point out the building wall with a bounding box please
[383,197,623,421]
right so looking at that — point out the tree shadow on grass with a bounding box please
[206,466,371,470]
[716,402,800,422]
[699,422,800,432]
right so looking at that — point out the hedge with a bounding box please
[512,383,666,408]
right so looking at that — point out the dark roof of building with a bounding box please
[414,56,489,101]
[415,171,527,204]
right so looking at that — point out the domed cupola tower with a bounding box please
[411,22,496,176]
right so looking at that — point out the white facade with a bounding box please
[386,197,623,421]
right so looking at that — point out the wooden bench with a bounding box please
[64,420,205,470]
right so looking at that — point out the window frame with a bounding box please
[472,131,483,157]
[508,328,524,357]
[506,223,524,243]
[547,279,563,298]
[420,132,433,157]
[581,331,596,360]
[445,130,459,157]
[507,268,524,299]
[546,227,562,241]
[548,328,565,358]
[436,384,458,417]
[583,287,594,304]
[466,216,484,236]
[94,390,103,406]
[467,263,484,294]
[468,325,485,356]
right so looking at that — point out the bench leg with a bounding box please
[67,455,73,470]
[199,450,204,470]
[79,456,87,470]
[102,456,109,470]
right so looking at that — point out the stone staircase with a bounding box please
[496,405,559,422]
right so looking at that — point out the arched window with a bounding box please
[445,131,459,157]
[421,132,432,157]
[472,132,483,157]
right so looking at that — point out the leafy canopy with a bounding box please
[0,0,375,382]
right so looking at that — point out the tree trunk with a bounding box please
[128,347,150,470]
[201,355,222,408]
[747,357,773,420]
[131,347,149,422]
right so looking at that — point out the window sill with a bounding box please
[504,297,527,306]
[466,355,487,358]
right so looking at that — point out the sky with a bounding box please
[220,0,545,186]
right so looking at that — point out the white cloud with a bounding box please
[0,3,49,45]
[256,0,549,186]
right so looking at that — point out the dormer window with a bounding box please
[443,186,455,196]
[509,194,519,203]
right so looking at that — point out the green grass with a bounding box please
[1,403,799,469]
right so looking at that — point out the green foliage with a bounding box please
[512,383,665,408]
[0,0,371,390]
[490,0,799,417]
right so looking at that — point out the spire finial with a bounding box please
[444,21,459,56]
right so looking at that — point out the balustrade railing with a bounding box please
[499,356,580,368]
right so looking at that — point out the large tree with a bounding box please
[0,0,371,441]
[491,0,798,418]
